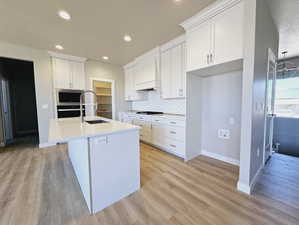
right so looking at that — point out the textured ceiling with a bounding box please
[267,0,299,59]
[0,0,215,65]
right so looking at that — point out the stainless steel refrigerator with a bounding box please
[0,77,13,147]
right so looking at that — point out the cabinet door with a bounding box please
[124,66,144,101]
[161,49,172,99]
[135,55,156,85]
[52,58,71,89]
[124,68,132,101]
[171,44,184,98]
[186,21,212,72]
[143,56,156,84]
[212,2,244,65]
[71,61,86,90]
[134,63,143,86]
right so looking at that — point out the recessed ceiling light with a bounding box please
[173,0,182,4]
[58,10,71,20]
[123,35,132,42]
[55,45,64,50]
[102,56,109,61]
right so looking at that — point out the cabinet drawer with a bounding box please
[165,126,185,142]
[165,119,185,127]
[166,139,185,156]
[153,137,185,157]
[134,119,151,129]
[151,117,167,124]
[152,124,185,142]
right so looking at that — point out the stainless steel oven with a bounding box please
[57,89,83,105]
[57,105,85,118]
[56,89,84,118]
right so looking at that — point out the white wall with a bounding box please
[131,91,186,114]
[238,0,279,193]
[201,71,242,164]
[85,60,129,119]
[0,41,54,145]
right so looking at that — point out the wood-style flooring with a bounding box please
[254,153,299,211]
[0,142,298,225]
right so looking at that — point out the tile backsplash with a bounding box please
[131,91,186,115]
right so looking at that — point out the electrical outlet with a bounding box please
[218,129,230,139]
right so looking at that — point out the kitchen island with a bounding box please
[48,117,140,214]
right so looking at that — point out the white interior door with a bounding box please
[263,48,277,164]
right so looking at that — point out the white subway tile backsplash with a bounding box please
[131,91,186,115]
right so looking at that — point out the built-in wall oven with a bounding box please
[56,89,85,118]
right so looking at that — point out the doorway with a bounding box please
[272,55,299,157]
[90,78,115,119]
[263,48,277,164]
[0,57,39,147]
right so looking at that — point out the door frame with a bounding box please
[263,48,277,165]
[89,77,116,120]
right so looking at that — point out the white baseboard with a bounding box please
[201,150,240,166]
[39,142,56,149]
[237,181,251,194]
[250,165,263,192]
[237,165,263,195]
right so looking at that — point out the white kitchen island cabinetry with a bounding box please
[49,117,140,214]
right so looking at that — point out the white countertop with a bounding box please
[48,116,140,144]
[122,111,186,120]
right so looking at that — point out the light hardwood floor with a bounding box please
[0,142,298,225]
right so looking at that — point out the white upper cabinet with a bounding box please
[71,61,86,90]
[181,0,244,73]
[124,62,145,101]
[50,52,86,90]
[186,21,212,72]
[212,1,244,65]
[161,49,172,99]
[52,58,71,89]
[161,36,186,99]
[134,48,160,91]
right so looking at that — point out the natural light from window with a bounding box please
[275,77,299,118]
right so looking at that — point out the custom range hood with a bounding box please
[134,47,160,91]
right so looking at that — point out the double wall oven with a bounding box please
[56,90,85,118]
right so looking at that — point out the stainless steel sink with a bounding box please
[85,120,109,124]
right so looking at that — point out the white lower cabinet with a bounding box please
[119,113,186,158]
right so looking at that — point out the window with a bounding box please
[275,77,299,117]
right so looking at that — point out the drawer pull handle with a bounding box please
[170,122,176,124]
[170,131,176,134]
[170,144,176,148]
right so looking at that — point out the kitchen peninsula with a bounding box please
[48,116,140,214]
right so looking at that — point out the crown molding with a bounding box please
[160,34,186,52]
[123,60,137,69]
[48,51,87,62]
[180,0,242,31]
